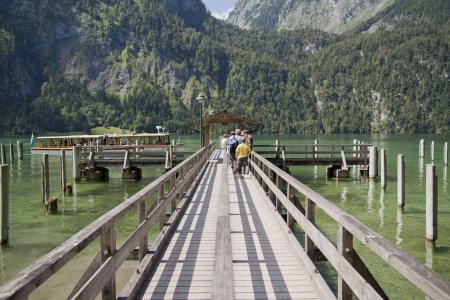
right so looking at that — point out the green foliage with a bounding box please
[0,0,448,134]
[0,28,14,64]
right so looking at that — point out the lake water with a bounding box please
[0,133,448,298]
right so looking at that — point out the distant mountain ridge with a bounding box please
[0,0,448,134]
[227,0,450,34]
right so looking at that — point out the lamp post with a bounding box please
[196,93,206,148]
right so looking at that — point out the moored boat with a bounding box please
[31,132,184,155]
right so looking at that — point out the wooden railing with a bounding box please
[249,151,450,299]
[79,144,192,159]
[253,142,371,165]
[0,143,215,299]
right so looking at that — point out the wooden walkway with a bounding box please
[136,150,319,299]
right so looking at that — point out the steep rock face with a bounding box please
[228,0,394,34]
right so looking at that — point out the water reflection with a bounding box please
[8,163,13,180]
[396,208,403,246]
[367,179,374,213]
[0,247,6,283]
[313,166,318,183]
[72,182,78,212]
[378,188,385,229]
[340,186,348,203]
[17,159,22,179]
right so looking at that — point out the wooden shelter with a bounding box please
[193,109,258,146]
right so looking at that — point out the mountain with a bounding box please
[227,0,450,34]
[0,0,448,134]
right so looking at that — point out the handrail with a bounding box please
[253,143,373,147]
[249,151,450,299]
[0,143,215,299]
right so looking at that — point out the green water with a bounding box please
[257,133,450,299]
[0,133,449,298]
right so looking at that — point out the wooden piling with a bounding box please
[381,149,386,188]
[0,165,9,244]
[353,139,358,157]
[426,164,437,241]
[431,141,435,162]
[397,154,405,207]
[42,154,50,203]
[444,142,448,166]
[314,139,319,158]
[72,146,81,181]
[0,143,5,165]
[275,140,280,158]
[369,146,377,179]
[60,150,67,192]
[9,142,14,163]
[17,141,23,160]
[419,139,425,158]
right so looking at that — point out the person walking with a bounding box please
[235,137,251,178]
[227,131,238,170]
[242,130,253,150]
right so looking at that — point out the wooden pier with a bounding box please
[1,144,449,299]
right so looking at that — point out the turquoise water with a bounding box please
[0,133,449,298]
[255,133,450,298]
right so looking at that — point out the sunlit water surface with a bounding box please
[0,133,448,299]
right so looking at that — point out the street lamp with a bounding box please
[196,93,206,147]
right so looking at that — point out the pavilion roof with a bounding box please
[192,109,258,127]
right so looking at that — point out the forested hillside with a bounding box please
[0,0,448,134]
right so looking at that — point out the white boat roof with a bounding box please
[36,133,170,139]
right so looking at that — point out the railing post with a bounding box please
[171,173,176,213]
[338,226,354,300]
[287,184,295,231]
[138,199,147,261]
[101,225,116,300]
[305,197,315,258]
[268,169,275,204]
[275,174,282,213]
[159,183,165,230]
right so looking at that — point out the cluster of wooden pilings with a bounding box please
[368,139,448,244]
[0,141,24,245]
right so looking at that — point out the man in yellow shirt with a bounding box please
[235,137,251,177]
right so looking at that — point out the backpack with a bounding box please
[228,138,238,153]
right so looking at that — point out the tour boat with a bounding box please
[30,132,183,155]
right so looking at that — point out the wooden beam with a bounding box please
[212,154,234,299]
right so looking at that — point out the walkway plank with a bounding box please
[230,169,320,300]
[136,150,320,300]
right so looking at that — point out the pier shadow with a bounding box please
[233,176,291,297]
